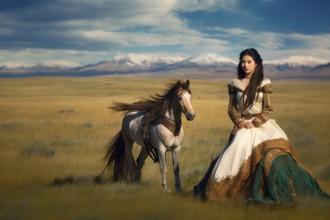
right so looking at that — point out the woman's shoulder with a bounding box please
[228,78,272,92]
[228,78,240,87]
[261,78,271,87]
[260,78,272,93]
[227,78,240,93]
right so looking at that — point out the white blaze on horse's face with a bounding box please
[177,89,195,121]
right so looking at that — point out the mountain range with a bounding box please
[1,53,329,80]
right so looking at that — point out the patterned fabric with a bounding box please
[249,149,329,204]
[205,139,294,203]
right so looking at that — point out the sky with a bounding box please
[1,0,330,68]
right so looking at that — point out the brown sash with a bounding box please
[154,117,181,136]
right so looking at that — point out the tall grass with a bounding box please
[0,76,329,219]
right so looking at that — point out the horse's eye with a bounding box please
[178,97,182,100]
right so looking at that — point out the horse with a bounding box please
[102,80,195,192]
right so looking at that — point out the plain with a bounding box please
[0,76,329,220]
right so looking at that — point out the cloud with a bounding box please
[42,60,81,67]
[0,1,192,50]
[0,0,329,66]
[174,0,238,12]
[0,48,110,67]
[211,26,285,50]
[289,33,330,48]
[0,0,237,65]
[210,26,330,60]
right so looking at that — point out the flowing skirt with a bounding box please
[194,120,329,204]
[248,148,329,204]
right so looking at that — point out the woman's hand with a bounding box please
[238,121,255,129]
[244,121,254,129]
[238,121,246,128]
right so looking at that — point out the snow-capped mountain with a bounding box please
[112,54,185,67]
[109,53,236,68]
[180,53,236,66]
[77,54,186,72]
[267,56,329,67]
[0,53,329,79]
[77,53,237,73]
[265,56,329,71]
[79,54,329,73]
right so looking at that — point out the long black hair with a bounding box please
[237,48,264,110]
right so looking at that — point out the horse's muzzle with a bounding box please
[186,112,195,121]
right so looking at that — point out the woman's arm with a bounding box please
[252,83,273,127]
[227,84,243,126]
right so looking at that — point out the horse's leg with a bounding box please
[172,145,183,192]
[122,132,136,183]
[158,145,170,192]
[134,147,148,182]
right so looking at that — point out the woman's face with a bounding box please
[240,55,257,77]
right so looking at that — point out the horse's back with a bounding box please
[121,110,184,149]
[122,111,145,145]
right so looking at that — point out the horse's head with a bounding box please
[175,80,196,121]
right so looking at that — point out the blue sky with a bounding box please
[1,0,329,67]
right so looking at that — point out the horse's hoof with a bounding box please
[163,186,171,193]
[94,175,103,184]
[176,188,183,193]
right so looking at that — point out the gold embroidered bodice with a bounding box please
[227,78,273,127]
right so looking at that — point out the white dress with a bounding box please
[211,78,288,182]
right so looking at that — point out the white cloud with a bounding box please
[210,26,330,60]
[0,49,112,67]
[174,0,238,12]
[289,33,330,48]
[41,60,81,68]
[212,26,285,50]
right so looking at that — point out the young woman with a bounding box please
[193,48,329,204]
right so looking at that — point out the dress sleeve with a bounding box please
[227,84,243,126]
[252,83,274,127]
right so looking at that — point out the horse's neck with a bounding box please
[165,109,175,121]
[165,102,181,123]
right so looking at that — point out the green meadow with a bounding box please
[0,76,329,219]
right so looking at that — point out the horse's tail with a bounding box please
[103,130,127,182]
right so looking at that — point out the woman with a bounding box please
[193,48,329,205]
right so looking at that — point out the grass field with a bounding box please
[1,76,330,220]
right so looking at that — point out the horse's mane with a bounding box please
[110,81,188,117]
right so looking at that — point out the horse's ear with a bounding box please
[176,80,181,88]
[184,79,190,89]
